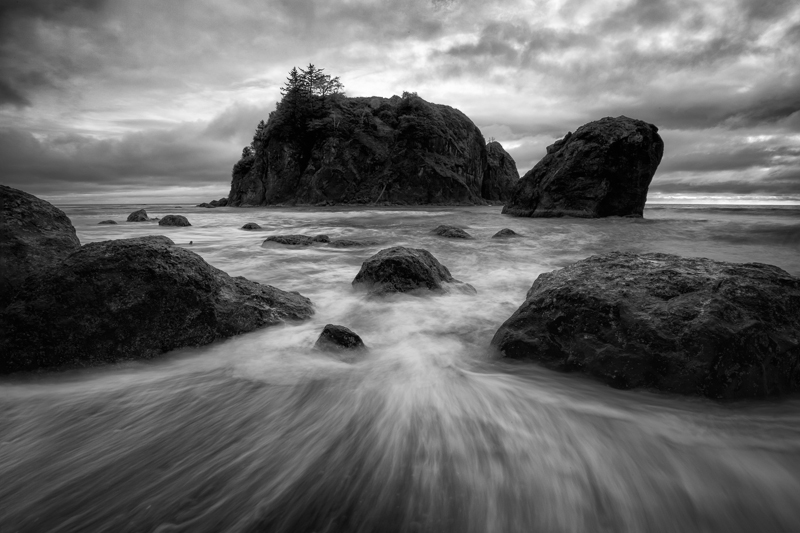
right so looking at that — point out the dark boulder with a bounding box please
[0,235,314,373]
[263,234,329,246]
[314,324,366,353]
[490,251,800,399]
[127,209,149,222]
[352,246,475,295]
[98,220,118,225]
[483,141,519,202]
[0,185,81,307]
[503,116,664,218]
[241,223,262,230]
[492,228,518,238]
[210,198,228,207]
[159,215,191,227]
[432,225,473,239]
[228,94,517,207]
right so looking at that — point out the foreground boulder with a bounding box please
[503,116,664,218]
[228,94,518,206]
[314,324,366,353]
[263,234,329,246]
[159,215,191,227]
[0,185,81,307]
[352,246,475,295]
[491,252,800,399]
[0,236,314,373]
[127,209,149,222]
[432,225,473,239]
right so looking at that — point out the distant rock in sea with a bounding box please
[159,215,191,227]
[98,220,118,225]
[352,246,476,296]
[0,185,81,307]
[197,198,228,208]
[503,116,664,218]
[492,228,518,238]
[432,225,473,239]
[491,251,800,399]
[228,93,518,206]
[0,235,314,373]
[314,324,366,355]
[263,234,329,246]
[329,239,377,248]
[127,209,150,222]
[241,223,262,230]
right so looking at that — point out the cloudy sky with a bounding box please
[1,0,798,204]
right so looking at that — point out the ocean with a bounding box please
[1,203,799,532]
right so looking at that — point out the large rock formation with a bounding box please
[352,246,475,295]
[0,185,81,307]
[503,116,664,218]
[491,252,800,399]
[483,141,519,202]
[228,94,518,206]
[0,235,314,373]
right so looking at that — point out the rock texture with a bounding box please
[352,246,475,295]
[159,215,191,227]
[127,209,149,222]
[314,324,366,353]
[483,141,519,202]
[0,236,314,373]
[491,252,800,399]
[432,225,473,239]
[503,116,664,218]
[263,234,329,246]
[0,185,81,307]
[228,94,518,206]
[492,228,518,238]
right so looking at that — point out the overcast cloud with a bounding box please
[0,0,798,203]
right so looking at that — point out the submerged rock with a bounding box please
[503,116,664,218]
[159,215,191,227]
[352,246,475,295]
[0,185,81,307]
[127,209,149,222]
[228,94,518,206]
[263,234,329,246]
[314,324,366,354]
[492,228,518,238]
[241,223,262,230]
[0,235,314,373]
[329,239,377,248]
[432,225,473,239]
[491,251,800,399]
[98,220,118,225]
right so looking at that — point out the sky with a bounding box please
[1,0,798,204]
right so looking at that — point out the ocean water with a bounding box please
[1,203,799,532]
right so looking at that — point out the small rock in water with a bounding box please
[263,235,327,246]
[158,215,191,227]
[197,203,215,208]
[329,239,377,248]
[126,209,149,222]
[432,225,473,239]
[241,223,262,230]
[314,324,366,356]
[352,246,476,296]
[313,234,330,243]
[98,220,118,225]
[492,228,518,238]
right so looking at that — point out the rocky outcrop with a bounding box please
[0,236,314,373]
[483,141,519,202]
[98,220,117,225]
[263,234,329,246]
[490,252,800,399]
[352,246,475,295]
[159,215,191,227]
[197,198,228,208]
[503,116,664,218]
[314,324,366,353]
[241,223,262,230]
[127,209,149,222]
[228,94,518,206]
[432,225,473,239]
[492,228,518,238]
[0,185,81,307]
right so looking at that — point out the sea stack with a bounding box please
[503,116,664,218]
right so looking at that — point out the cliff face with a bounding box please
[502,116,663,218]
[228,95,518,206]
[483,141,519,202]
